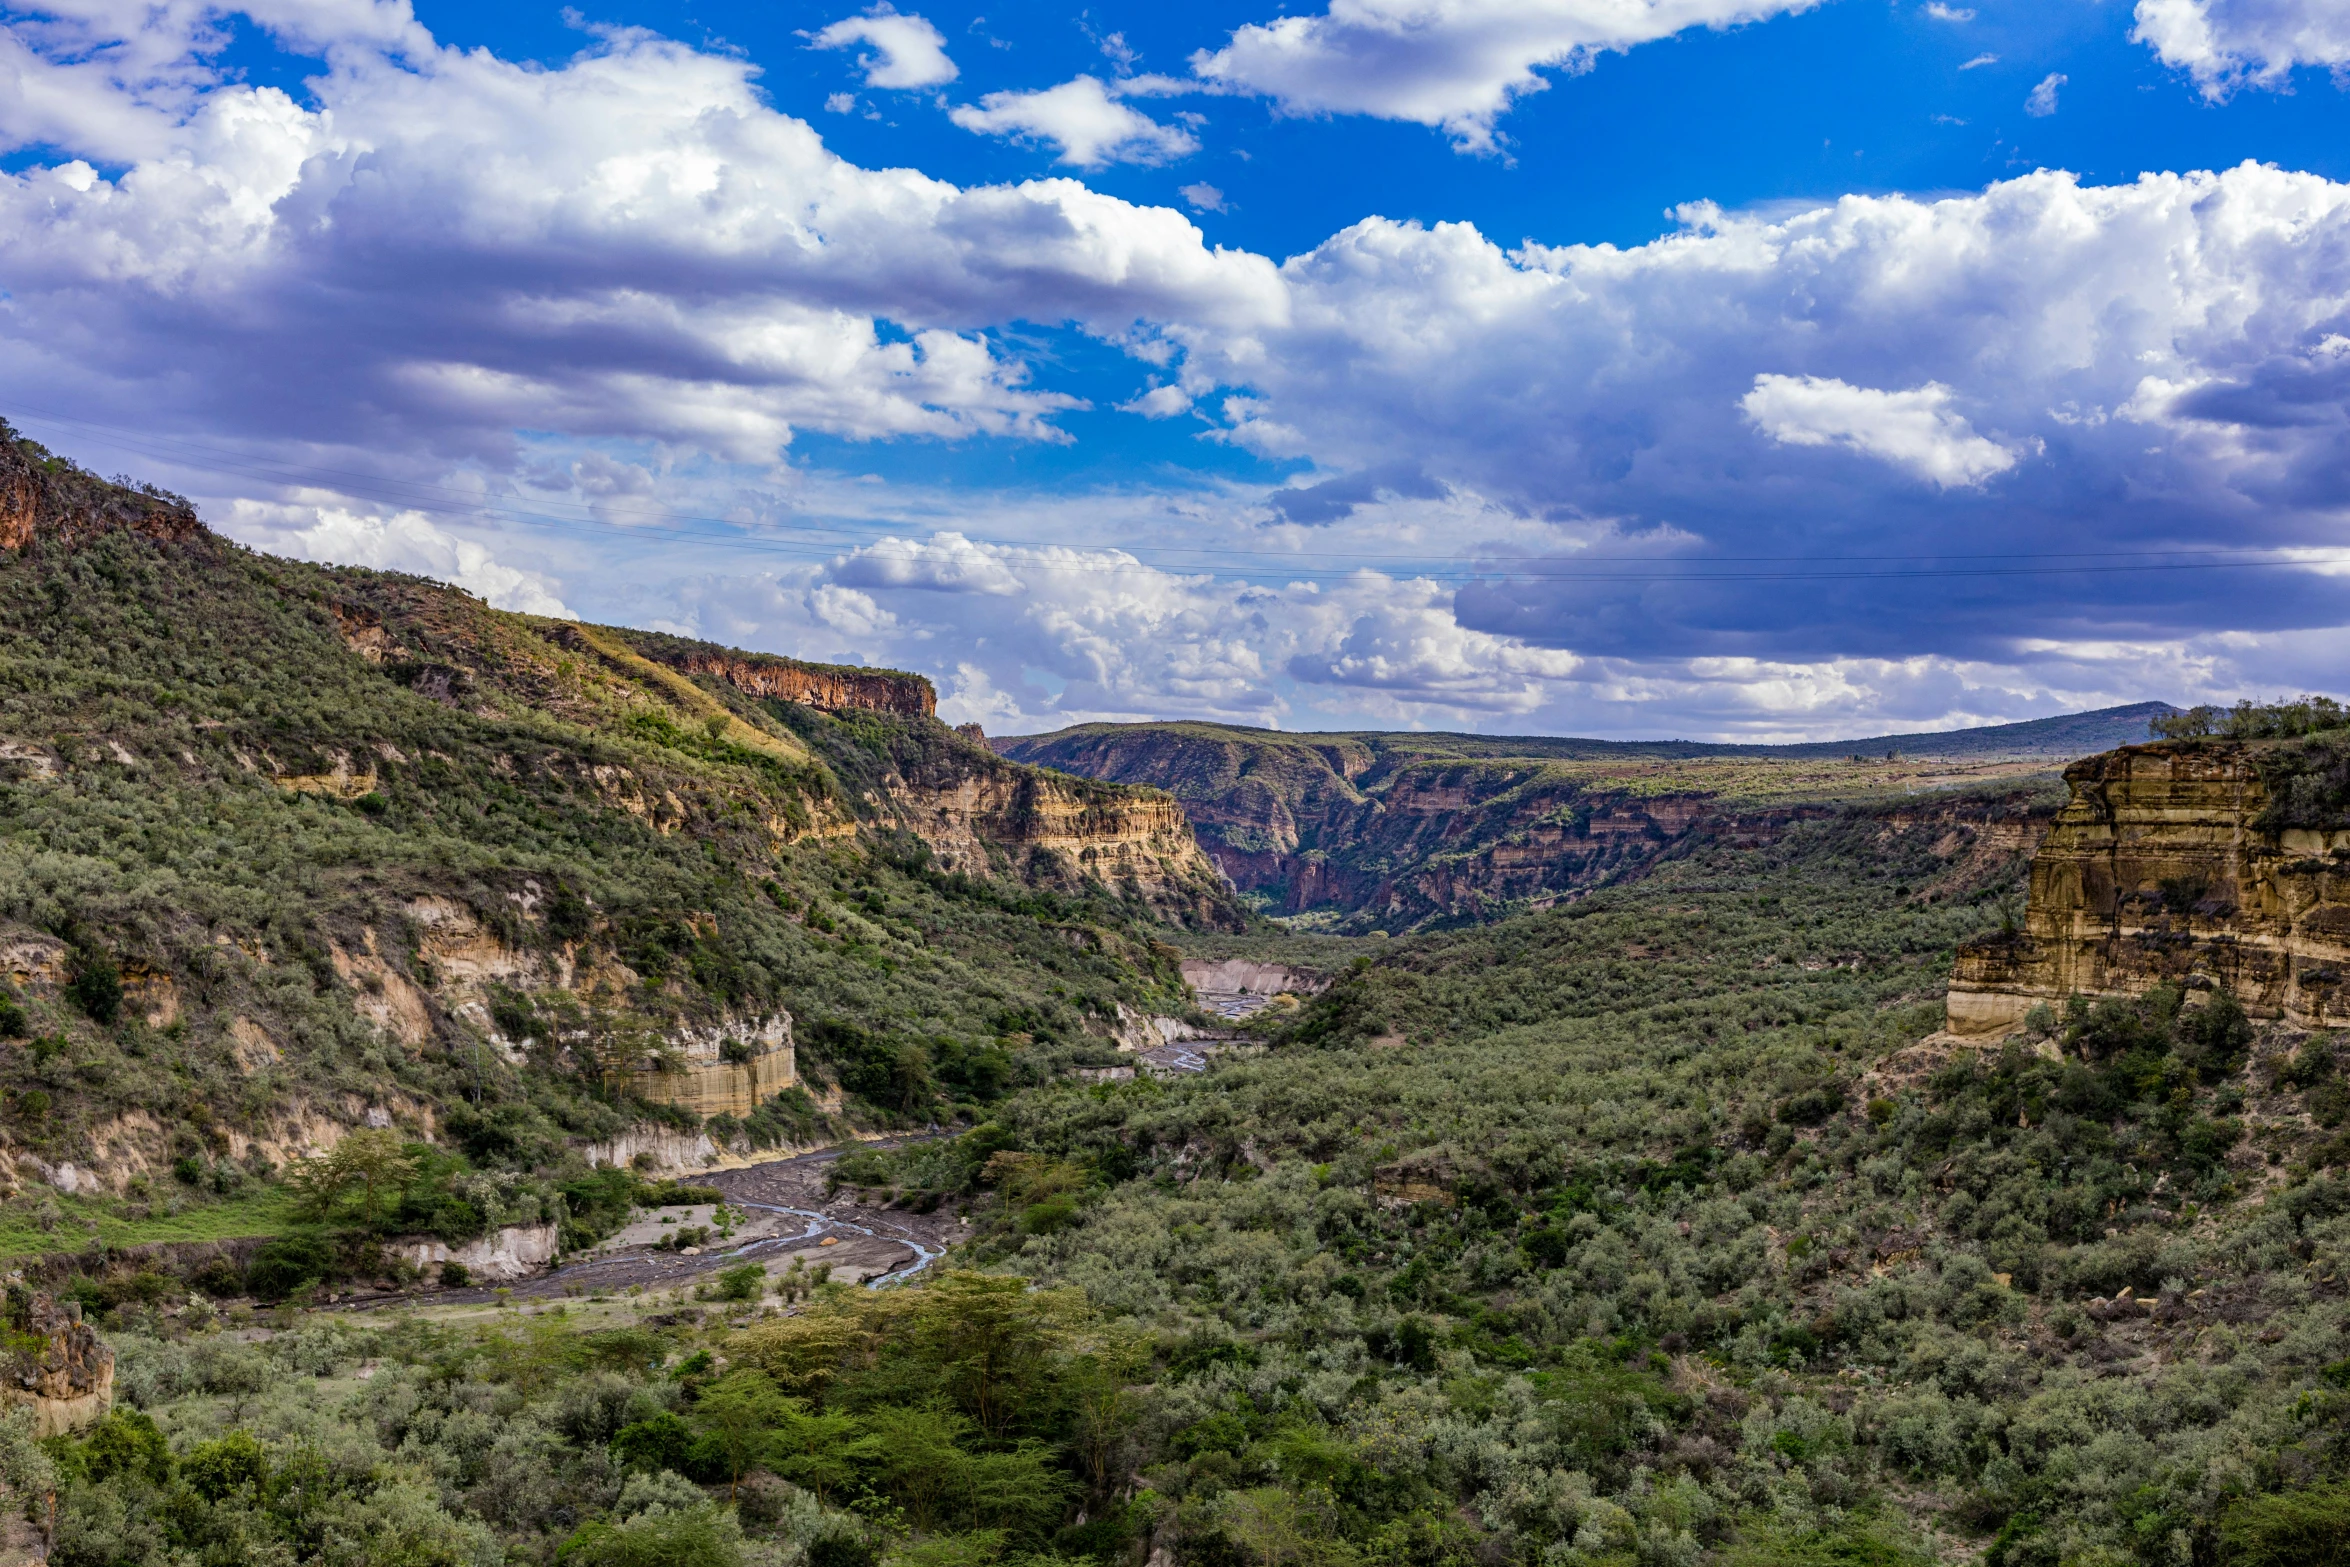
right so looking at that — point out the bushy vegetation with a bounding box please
[4,780,2346,1566]
[9,437,2350,1565]
[2151,695,2349,742]
[832,798,2350,1566]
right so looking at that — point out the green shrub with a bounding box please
[246,1234,333,1301]
[558,1504,744,1567]
[179,1430,266,1503]
[65,951,121,1026]
[77,1410,171,1486]
[2220,1484,2350,1567]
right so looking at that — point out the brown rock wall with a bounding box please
[1948,742,2350,1033]
[888,770,1220,904]
[628,1016,798,1120]
[0,429,203,553]
[664,650,935,717]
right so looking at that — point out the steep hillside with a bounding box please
[999,720,2084,930]
[0,421,1238,1219]
[13,742,2350,1567]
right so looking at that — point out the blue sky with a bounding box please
[3,0,2350,738]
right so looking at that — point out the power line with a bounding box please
[12,404,2350,587]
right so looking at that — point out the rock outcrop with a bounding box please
[1000,725,1753,928]
[0,1293,113,1438]
[390,1223,560,1283]
[1003,719,2117,932]
[1179,959,1328,998]
[668,649,934,718]
[628,1016,798,1120]
[1,422,203,553]
[1948,741,2350,1034]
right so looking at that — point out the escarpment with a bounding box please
[1948,739,2350,1033]
[873,736,1236,927]
[625,633,936,718]
[0,1292,114,1437]
[2,421,204,553]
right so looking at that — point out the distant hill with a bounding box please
[993,705,2164,929]
[1742,701,2182,760]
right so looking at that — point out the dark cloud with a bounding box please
[1267,464,1446,525]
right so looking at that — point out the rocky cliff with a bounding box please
[885,763,1222,911]
[0,1292,113,1438]
[0,419,1234,1200]
[625,633,935,718]
[996,723,1702,928]
[626,1016,798,1120]
[1948,739,2350,1034]
[2,423,203,553]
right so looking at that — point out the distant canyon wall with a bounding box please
[2,425,205,554]
[1000,726,1767,928]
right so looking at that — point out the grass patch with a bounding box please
[0,1185,296,1258]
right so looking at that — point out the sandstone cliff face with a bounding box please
[999,725,1727,928]
[627,1016,798,1120]
[390,1223,561,1283]
[884,763,1230,920]
[1,426,203,553]
[1948,742,2350,1034]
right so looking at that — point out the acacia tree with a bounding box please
[283,1131,416,1226]
[691,1370,795,1503]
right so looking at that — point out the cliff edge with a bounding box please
[1,421,203,553]
[1949,738,2350,1034]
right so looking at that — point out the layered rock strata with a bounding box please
[390,1223,560,1283]
[628,1016,798,1120]
[1948,742,2350,1034]
[662,648,934,718]
[886,769,1226,913]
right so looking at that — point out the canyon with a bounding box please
[1000,712,2160,930]
[0,420,1235,1196]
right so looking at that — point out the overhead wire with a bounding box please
[12,404,2350,588]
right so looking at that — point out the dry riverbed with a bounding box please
[350,1141,963,1311]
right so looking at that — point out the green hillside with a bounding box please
[44,772,2346,1567]
[0,422,1233,1257]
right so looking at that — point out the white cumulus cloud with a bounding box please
[949,76,1199,168]
[2134,0,2350,96]
[1159,164,2350,672]
[1191,0,1824,151]
[1741,375,2023,488]
[0,9,1283,467]
[2025,71,2066,115]
[808,6,957,89]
